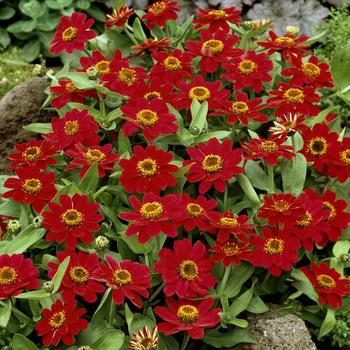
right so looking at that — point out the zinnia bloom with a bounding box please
[47,251,105,303]
[93,254,151,308]
[0,254,39,299]
[35,300,88,346]
[105,6,134,30]
[119,193,184,243]
[155,297,221,339]
[50,12,96,54]
[184,138,244,194]
[44,109,100,151]
[3,166,56,213]
[142,0,180,29]
[119,144,178,194]
[154,239,216,298]
[301,262,350,308]
[326,137,350,182]
[132,38,170,56]
[129,326,158,350]
[79,51,111,77]
[269,113,305,138]
[221,50,273,92]
[8,139,57,170]
[250,226,300,276]
[42,194,104,250]
[65,143,119,178]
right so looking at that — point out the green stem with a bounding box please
[144,253,150,268]
[217,264,231,299]
[267,164,275,194]
[180,333,190,350]
[124,27,138,45]
[109,298,116,327]
[223,186,228,211]
[149,282,165,304]
[97,92,106,121]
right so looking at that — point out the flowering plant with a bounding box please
[1,1,350,349]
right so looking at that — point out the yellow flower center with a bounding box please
[208,10,226,18]
[189,86,211,102]
[113,269,132,286]
[201,154,223,173]
[65,82,76,92]
[136,109,158,128]
[69,266,89,284]
[163,56,182,71]
[61,209,84,227]
[203,40,224,55]
[149,1,166,14]
[64,120,79,136]
[238,60,257,75]
[118,68,137,86]
[232,101,249,115]
[323,201,336,221]
[259,140,278,153]
[220,217,238,228]
[23,146,41,162]
[302,62,320,79]
[316,274,336,289]
[263,238,284,255]
[95,60,110,74]
[144,91,162,101]
[274,36,295,46]
[186,203,204,218]
[177,305,199,324]
[340,149,350,166]
[22,178,42,194]
[49,311,67,329]
[273,200,291,212]
[178,260,199,281]
[140,202,163,220]
[283,88,304,103]
[222,242,240,256]
[0,266,17,285]
[296,211,313,228]
[307,137,327,157]
[85,149,106,164]
[62,27,78,42]
[137,158,158,177]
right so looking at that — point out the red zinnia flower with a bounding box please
[174,75,230,111]
[184,138,243,194]
[150,49,193,83]
[257,31,310,60]
[65,143,118,178]
[155,297,221,339]
[301,262,350,308]
[44,109,100,151]
[241,135,295,166]
[154,239,216,298]
[105,6,134,30]
[281,55,333,89]
[186,29,241,76]
[79,51,111,77]
[300,123,341,173]
[121,98,178,142]
[214,92,267,125]
[0,254,39,299]
[179,193,217,232]
[142,0,180,29]
[250,226,300,276]
[193,7,241,32]
[35,300,88,346]
[257,193,304,227]
[3,167,56,213]
[208,211,256,242]
[8,139,57,170]
[42,194,104,250]
[50,12,96,54]
[93,254,151,308]
[119,193,184,243]
[210,238,252,267]
[48,251,105,303]
[267,83,320,117]
[221,50,273,92]
[119,144,178,194]
[269,113,306,138]
[132,38,171,56]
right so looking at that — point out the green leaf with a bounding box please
[190,100,208,134]
[0,300,11,327]
[203,328,256,348]
[226,317,249,328]
[305,30,327,45]
[244,160,268,191]
[52,256,70,293]
[118,129,132,155]
[78,163,99,193]
[60,72,98,90]
[158,334,179,350]
[318,308,336,339]
[15,290,50,299]
[281,153,307,195]
[0,28,11,48]
[246,296,269,314]
[332,240,350,258]
[0,7,16,20]
[68,102,101,121]
[19,0,46,18]
[290,268,319,303]
[91,288,111,324]
[7,20,37,33]
[194,130,231,143]
[91,330,125,350]
[12,334,39,350]
[23,122,53,134]
[0,200,21,217]
[87,6,107,22]
[133,17,147,42]
[236,174,261,206]
[21,41,41,62]
[229,282,255,318]
[330,45,350,93]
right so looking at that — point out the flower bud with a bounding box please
[33,64,45,76]
[78,346,93,350]
[95,236,110,251]
[86,66,99,80]
[340,254,350,263]
[7,219,22,233]
[32,216,43,228]
[286,25,300,35]
[42,281,54,293]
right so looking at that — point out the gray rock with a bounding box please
[0,77,53,173]
[234,305,317,350]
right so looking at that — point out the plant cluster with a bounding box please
[1,1,350,349]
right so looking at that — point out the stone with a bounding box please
[0,77,53,173]
[233,305,317,350]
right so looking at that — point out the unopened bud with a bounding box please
[286,25,299,35]
[340,254,350,263]
[189,125,201,135]
[78,346,93,350]
[7,219,22,233]
[33,64,45,76]
[32,216,43,228]
[95,236,110,251]
[42,281,54,293]
[86,66,99,80]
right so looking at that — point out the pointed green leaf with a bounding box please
[0,300,11,327]
[318,308,336,339]
[12,334,39,350]
[78,163,99,193]
[52,256,70,293]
